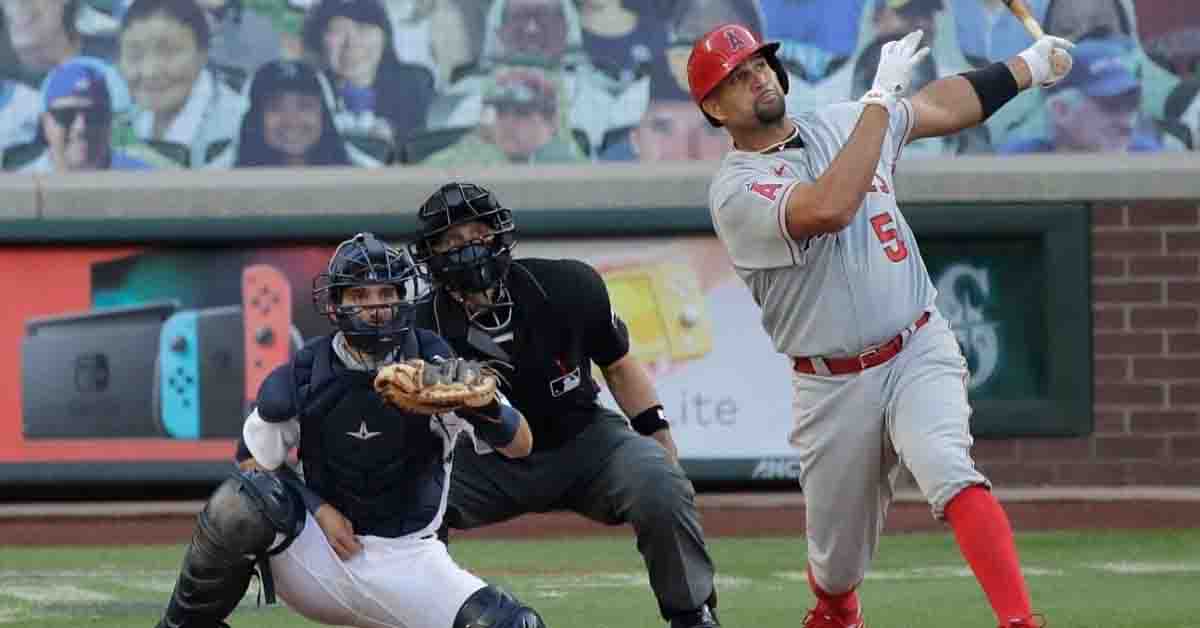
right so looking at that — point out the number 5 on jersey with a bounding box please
[870,211,909,262]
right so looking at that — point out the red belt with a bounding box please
[792,311,931,376]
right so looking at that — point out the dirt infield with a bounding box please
[2,489,1198,546]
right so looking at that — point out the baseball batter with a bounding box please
[688,23,1074,628]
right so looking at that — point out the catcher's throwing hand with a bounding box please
[374,358,498,415]
[315,503,362,561]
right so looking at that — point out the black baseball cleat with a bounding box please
[669,604,721,628]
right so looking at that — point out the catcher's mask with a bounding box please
[412,182,516,329]
[314,232,431,358]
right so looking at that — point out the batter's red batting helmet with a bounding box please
[686,23,789,126]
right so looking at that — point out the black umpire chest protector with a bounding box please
[293,337,449,538]
[421,260,609,450]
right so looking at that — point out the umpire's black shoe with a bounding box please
[669,604,720,628]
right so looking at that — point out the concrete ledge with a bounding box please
[37,167,429,218]
[34,162,721,219]
[893,152,1200,203]
[22,153,1200,221]
[0,174,41,219]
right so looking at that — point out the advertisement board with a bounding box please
[0,212,1089,485]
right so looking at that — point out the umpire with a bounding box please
[411,182,721,628]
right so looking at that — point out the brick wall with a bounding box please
[973,203,1200,487]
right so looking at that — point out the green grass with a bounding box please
[2,530,1199,627]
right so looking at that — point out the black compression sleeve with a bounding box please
[959,62,1019,120]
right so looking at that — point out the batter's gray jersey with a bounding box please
[709,99,937,358]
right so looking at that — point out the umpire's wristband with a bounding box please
[631,405,670,436]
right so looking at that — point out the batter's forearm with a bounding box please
[785,104,890,237]
[923,56,1032,123]
[911,75,984,135]
[911,58,1030,141]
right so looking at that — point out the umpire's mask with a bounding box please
[413,183,516,311]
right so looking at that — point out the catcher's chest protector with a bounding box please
[293,338,449,537]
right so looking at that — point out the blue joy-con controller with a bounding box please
[158,306,246,439]
[159,310,200,439]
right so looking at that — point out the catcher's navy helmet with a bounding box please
[413,182,516,297]
[314,232,430,356]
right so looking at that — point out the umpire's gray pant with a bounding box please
[445,410,716,620]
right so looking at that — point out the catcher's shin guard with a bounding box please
[453,585,547,628]
[156,471,303,628]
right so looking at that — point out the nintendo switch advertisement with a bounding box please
[1,246,333,474]
[0,236,1044,483]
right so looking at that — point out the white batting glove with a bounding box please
[1017,36,1075,88]
[860,30,931,107]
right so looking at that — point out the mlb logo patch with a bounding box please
[549,367,581,397]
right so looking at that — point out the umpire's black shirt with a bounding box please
[416,258,630,451]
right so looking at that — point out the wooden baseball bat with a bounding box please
[1002,0,1074,82]
[1002,0,1045,39]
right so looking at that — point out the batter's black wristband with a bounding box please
[959,62,1019,120]
[631,405,670,436]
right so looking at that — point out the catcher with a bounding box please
[154,232,544,628]
[411,183,720,628]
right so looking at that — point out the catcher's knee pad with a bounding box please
[453,585,547,628]
[222,469,306,553]
[159,472,304,627]
[193,471,297,568]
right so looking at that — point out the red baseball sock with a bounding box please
[807,566,861,617]
[944,485,1032,625]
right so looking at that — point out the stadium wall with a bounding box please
[0,153,1197,488]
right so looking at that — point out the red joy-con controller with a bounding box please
[242,264,292,406]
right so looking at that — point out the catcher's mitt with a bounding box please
[374,358,498,415]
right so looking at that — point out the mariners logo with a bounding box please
[935,264,999,390]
